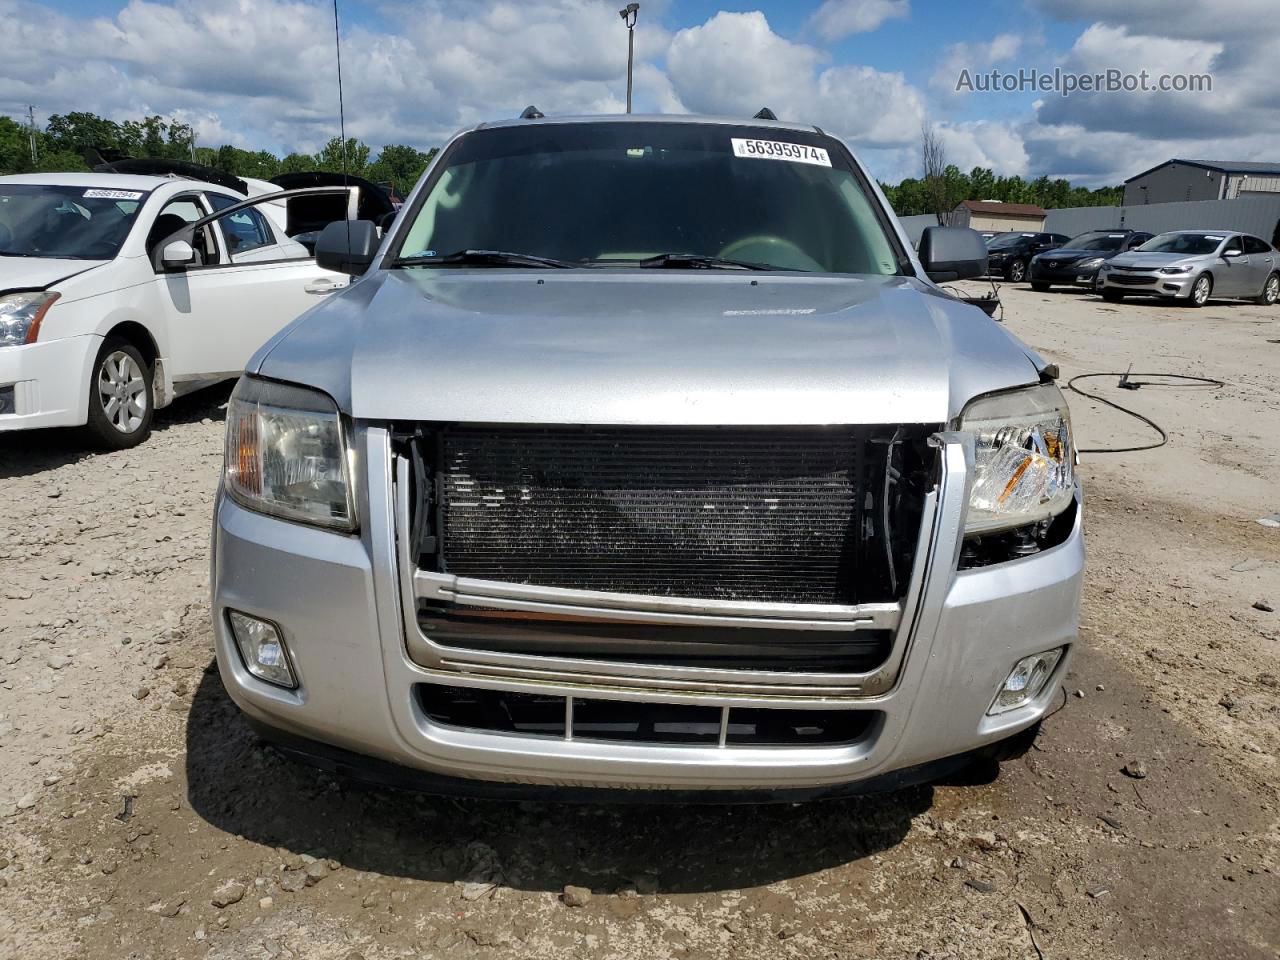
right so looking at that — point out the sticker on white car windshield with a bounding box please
[731,138,831,167]
[84,188,144,200]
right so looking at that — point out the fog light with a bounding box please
[989,647,1063,715]
[228,611,296,688]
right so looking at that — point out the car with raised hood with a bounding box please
[212,113,1082,801]
[1097,230,1279,307]
[1028,229,1152,291]
[983,231,1070,282]
[0,168,361,448]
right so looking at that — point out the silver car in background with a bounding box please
[1098,230,1280,306]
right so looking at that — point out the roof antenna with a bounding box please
[753,107,777,120]
[519,105,545,119]
[332,0,352,249]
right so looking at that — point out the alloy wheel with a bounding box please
[1193,276,1211,306]
[1266,275,1279,305]
[1009,260,1026,282]
[97,350,148,434]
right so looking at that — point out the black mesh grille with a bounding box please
[429,425,920,606]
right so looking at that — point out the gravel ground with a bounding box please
[1,284,1277,960]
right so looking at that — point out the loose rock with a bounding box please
[1122,761,1148,779]
[211,879,246,908]
[562,884,593,907]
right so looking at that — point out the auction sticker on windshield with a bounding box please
[731,138,831,167]
[84,188,144,200]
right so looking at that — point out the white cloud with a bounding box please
[1016,6,1280,183]
[934,120,1029,176]
[930,33,1022,96]
[0,0,672,155]
[808,0,909,42]
[666,12,925,149]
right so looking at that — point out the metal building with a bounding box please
[1123,160,1280,205]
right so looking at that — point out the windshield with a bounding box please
[987,233,1034,249]
[1065,231,1127,252]
[1136,232,1225,255]
[395,122,902,274]
[0,184,150,260]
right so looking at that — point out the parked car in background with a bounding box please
[1028,230,1152,291]
[984,232,1070,282]
[1098,230,1279,307]
[210,113,1081,801]
[0,172,352,448]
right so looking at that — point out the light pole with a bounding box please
[619,3,639,114]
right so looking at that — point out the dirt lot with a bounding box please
[1,283,1277,960]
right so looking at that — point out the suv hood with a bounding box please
[0,257,108,291]
[254,270,1043,426]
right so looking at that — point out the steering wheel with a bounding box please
[718,235,823,272]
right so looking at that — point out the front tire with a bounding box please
[1030,281,1050,292]
[83,337,154,449]
[1006,258,1028,283]
[1187,273,1212,308]
[1256,272,1279,306]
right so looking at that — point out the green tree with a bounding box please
[314,136,369,176]
[366,144,436,197]
[45,111,123,158]
[0,116,36,174]
[279,151,317,174]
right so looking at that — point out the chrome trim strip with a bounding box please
[415,570,900,629]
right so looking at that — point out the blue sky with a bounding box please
[2,0,1275,185]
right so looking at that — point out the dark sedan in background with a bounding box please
[1028,230,1152,291]
[984,232,1070,282]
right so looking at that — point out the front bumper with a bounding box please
[1097,270,1194,297]
[0,335,100,431]
[211,427,1083,794]
[1029,260,1101,286]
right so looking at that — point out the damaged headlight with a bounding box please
[224,376,355,532]
[959,384,1075,535]
[0,291,59,347]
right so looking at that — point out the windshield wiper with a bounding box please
[634,253,801,272]
[396,249,574,269]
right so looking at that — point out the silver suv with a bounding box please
[211,114,1082,800]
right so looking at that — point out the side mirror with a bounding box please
[1222,248,1242,258]
[161,240,195,270]
[315,220,379,276]
[918,226,988,282]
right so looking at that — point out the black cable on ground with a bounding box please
[1065,372,1225,454]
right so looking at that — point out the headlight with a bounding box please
[0,291,59,347]
[1076,257,1104,270]
[1159,265,1192,275]
[959,384,1075,536]
[224,376,355,531]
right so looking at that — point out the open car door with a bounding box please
[150,187,356,382]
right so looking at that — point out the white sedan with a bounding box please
[0,172,352,447]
